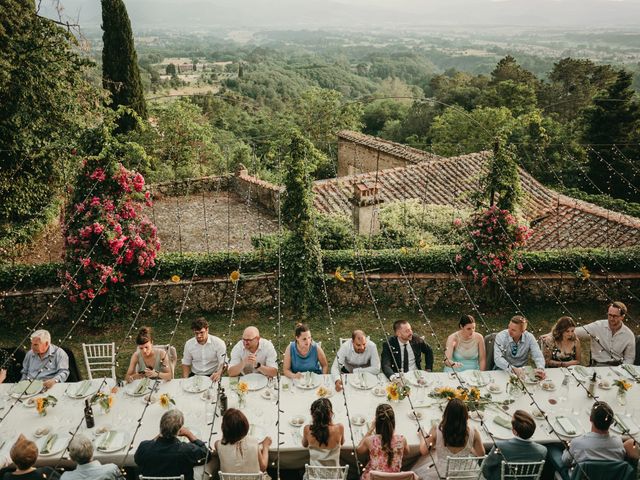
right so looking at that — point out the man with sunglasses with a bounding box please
[181,317,227,381]
[228,326,278,377]
[494,316,545,379]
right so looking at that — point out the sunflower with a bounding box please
[237,381,249,394]
[159,393,175,409]
[334,268,346,282]
[578,266,591,280]
[386,383,399,401]
[229,270,241,283]
[170,275,181,283]
[36,397,45,414]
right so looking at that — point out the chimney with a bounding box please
[351,182,382,235]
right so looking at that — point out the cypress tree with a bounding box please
[101,0,147,133]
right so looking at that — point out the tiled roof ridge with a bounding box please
[237,171,284,193]
[337,130,443,164]
[551,191,640,228]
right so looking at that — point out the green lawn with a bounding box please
[1,300,636,379]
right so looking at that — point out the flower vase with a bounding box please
[507,383,523,399]
[238,394,247,409]
[617,390,627,406]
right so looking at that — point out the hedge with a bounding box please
[1,246,639,291]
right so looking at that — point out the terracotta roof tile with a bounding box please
[337,130,442,164]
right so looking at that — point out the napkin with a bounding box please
[41,433,57,454]
[361,372,368,389]
[575,366,590,378]
[99,431,116,451]
[77,380,91,397]
[135,378,149,395]
[614,414,631,433]
[493,416,512,429]
[305,372,312,387]
[622,364,639,378]
[193,376,202,391]
[414,370,421,381]
[556,416,576,435]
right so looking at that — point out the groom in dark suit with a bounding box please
[381,320,433,379]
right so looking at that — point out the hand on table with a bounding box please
[43,379,57,390]
[211,371,222,382]
[335,379,343,392]
[261,436,272,448]
[535,368,546,380]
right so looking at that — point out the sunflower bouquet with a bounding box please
[429,386,493,411]
[614,379,632,394]
[159,393,175,409]
[386,381,410,401]
[35,395,58,416]
[91,390,115,413]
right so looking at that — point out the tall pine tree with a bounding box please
[583,69,640,201]
[101,0,147,133]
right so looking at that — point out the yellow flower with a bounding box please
[229,270,240,283]
[469,387,481,401]
[238,381,249,394]
[578,266,591,280]
[36,397,44,414]
[334,268,346,282]
[614,379,632,392]
[347,271,355,280]
[159,393,174,408]
[107,395,114,409]
[317,386,329,397]
[386,383,399,401]
[171,275,181,283]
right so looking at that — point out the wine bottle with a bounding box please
[84,399,95,429]
[219,387,228,415]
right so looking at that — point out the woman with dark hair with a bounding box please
[443,315,486,372]
[301,398,344,466]
[125,326,172,382]
[356,404,408,480]
[283,324,328,379]
[215,409,272,475]
[414,398,484,479]
[542,316,581,368]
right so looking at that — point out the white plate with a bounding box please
[241,373,269,391]
[34,426,52,438]
[469,411,488,423]
[349,372,378,390]
[611,416,640,435]
[201,389,216,402]
[540,382,557,392]
[351,415,366,427]
[66,380,100,399]
[10,380,43,399]
[464,371,490,387]
[554,416,582,437]
[124,379,152,397]
[487,384,503,394]
[22,397,37,408]
[372,386,387,397]
[598,382,613,390]
[294,373,321,390]
[260,389,277,400]
[289,415,306,427]
[38,432,71,457]
[407,410,424,421]
[183,375,212,393]
[407,370,431,387]
[571,366,592,380]
[486,416,513,439]
[95,430,128,453]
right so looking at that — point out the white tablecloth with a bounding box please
[0,366,638,471]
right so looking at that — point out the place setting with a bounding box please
[610,413,640,436]
[293,372,321,390]
[36,430,72,457]
[124,378,154,397]
[94,429,130,453]
[241,373,269,391]
[65,378,112,400]
[348,371,377,390]
[182,375,213,393]
[463,370,491,388]
[10,380,44,399]
[552,414,584,438]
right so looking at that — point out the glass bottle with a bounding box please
[84,399,95,429]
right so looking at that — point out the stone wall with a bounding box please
[3,273,639,324]
[150,175,230,198]
[232,169,282,214]
[337,138,415,177]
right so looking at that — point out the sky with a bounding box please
[43,0,640,30]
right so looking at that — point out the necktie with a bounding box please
[403,343,409,372]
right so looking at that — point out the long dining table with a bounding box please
[1,365,639,474]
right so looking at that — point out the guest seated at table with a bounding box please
[135,409,209,480]
[301,398,345,466]
[443,315,486,372]
[125,326,172,383]
[181,317,227,381]
[481,410,547,480]
[283,324,329,379]
[413,398,485,479]
[20,329,69,390]
[549,401,638,480]
[356,403,409,480]
[541,316,581,368]
[215,408,272,476]
[228,326,278,377]
[332,330,380,392]
[575,301,635,366]
[381,320,433,379]
[493,316,545,379]
[60,434,123,480]
[2,434,59,480]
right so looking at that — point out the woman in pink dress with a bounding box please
[356,404,409,480]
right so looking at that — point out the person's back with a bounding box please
[483,437,547,480]
[3,468,59,480]
[216,437,261,473]
[59,461,120,480]
[564,431,624,464]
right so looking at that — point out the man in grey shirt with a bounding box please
[61,434,123,480]
[21,329,69,389]
[332,330,380,391]
[493,316,545,379]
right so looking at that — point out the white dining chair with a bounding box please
[369,471,419,480]
[218,473,265,480]
[82,342,116,380]
[304,464,349,480]
[156,344,178,377]
[500,460,545,480]
[139,475,185,480]
[444,455,486,479]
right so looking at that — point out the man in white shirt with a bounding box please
[332,330,380,391]
[181,318,227,381]
[576,301,635,366]
[228,326,278,377]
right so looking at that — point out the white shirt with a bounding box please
[229,338,278,375]
[181,334,227,376]
[399,340,417,372]
[331,340,380,375]
[576,320,635,365]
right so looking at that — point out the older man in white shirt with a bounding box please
[575,301,635,366]
[332,330,379,391]
[181,317,227,381]
[228,326,278,377]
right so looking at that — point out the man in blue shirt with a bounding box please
[493,316,545,379]
[21,329,69,389]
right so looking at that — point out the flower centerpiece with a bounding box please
[507,375,525,398]
[91,387,117,413]
[235,381,249,407]
[429,386,493,411]
[614,379,632,406]
[316,386,330,398]
[159,393,175,409]
[386,381,410,402]
[35,395,58,416]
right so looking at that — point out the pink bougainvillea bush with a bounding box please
[454,205,532,285]
[61,155,160,323]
